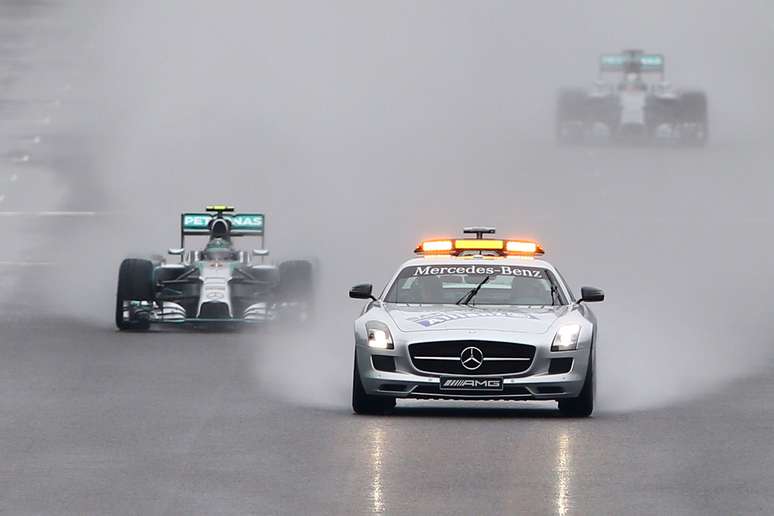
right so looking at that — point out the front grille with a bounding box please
[411,384,530,399]
[409,340,535,375]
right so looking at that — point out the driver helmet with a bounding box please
[203,237,237,261]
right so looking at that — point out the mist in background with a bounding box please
[20,0,774,411]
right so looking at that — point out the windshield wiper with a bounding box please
[456,275,491,306]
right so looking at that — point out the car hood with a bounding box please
[384,304,571,334]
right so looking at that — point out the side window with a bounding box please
[555,270,576,303]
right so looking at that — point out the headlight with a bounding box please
[551,324,580,351]
[366,321,394,350]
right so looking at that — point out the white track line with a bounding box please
[0,261,55,267]
[0,211,104,216]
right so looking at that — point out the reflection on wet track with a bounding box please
[368,425,386,514]
[555,431,572,516]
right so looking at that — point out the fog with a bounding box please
[19,0,774,411]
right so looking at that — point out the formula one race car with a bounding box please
[557,49,708,146]
[115,206,314,330]
[348,227,604,417]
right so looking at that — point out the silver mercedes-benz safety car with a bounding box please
[557,49,708,146]
[115,205,313,330]
[349,227,604,417]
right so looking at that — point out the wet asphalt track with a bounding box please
[3,151,774,516]
[3,2,774,515]
[1,308,773,515]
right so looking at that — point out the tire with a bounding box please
[352,352,396,415]
[558,352,594,417]
[677,90,709,147]
[276,260,314,324]
[115,258,155,331]
[556,88,588,144]
[277,260,313,301]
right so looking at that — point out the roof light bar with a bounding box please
[415,238,544,256]
[454,239,504,250]
[418,240,454,253]
[505,240,543,255]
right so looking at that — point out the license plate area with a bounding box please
[440,377,504,391]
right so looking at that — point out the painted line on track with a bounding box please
[0,261,55,267]
[0,211,108,216]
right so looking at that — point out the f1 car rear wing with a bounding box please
[599,52,665,78]
[179,211,265,247]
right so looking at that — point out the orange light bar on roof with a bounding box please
[454,239,504,250]
[415,238,545,256]
[505,240,544,256]
[417,240,454,253]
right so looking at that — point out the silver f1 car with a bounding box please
[557,49,708,146]
[115,206,313,330]
[349,228,604,417]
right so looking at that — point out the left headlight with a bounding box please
[366,321,394,350]
[551,324,580,351]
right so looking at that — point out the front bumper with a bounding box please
[356,340,589,401]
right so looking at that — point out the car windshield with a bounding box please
[383,264,566,306]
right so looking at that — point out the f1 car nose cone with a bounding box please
[460,346,484,370]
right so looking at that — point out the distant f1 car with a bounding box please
[557,49,708,146]
[115,206,314,330]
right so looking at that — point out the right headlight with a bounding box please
[551,324,580,351]
[366,321,394,350]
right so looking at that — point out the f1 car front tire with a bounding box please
[677,91,708,147]
[558,354,594,417]
[277,260,313,298]
[115,258,155,331]
[352,353,396,415]
[277,259,315,324]
[555,88,588,144]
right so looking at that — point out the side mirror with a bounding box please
[579,286,605,303]
[253,249,270,257]
[350,283,376,301]
[168,248,185,256]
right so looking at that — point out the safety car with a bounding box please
[349,227,604,416]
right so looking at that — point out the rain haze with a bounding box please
[2,1,774,514]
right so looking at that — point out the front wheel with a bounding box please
[677,91,708,147]
[352,352,396,415]
[558,356,594,417]
[555,88,589,145]
[115,258,155,331]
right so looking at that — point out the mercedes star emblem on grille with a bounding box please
[460,346,484,371]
